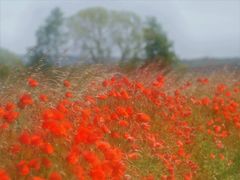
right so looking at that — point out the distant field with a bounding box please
[182,58,240,73]
[0,64,240,179]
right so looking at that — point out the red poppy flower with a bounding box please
[0,169,10,180]
[18,93,33,108]
[39,94,48,102]
[136,113,150,123]
[42,143,54,154]
[41,158,52,168]
[3,111,19,123]
[28,78,39,88]
[63,80,71,88]
[49,172,62,180]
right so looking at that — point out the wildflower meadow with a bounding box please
[0,65,240,180]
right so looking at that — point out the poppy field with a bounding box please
[0,65,240,180]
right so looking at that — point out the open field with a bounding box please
[0,64,240,180]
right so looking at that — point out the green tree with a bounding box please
[28,7,66,68]
[110,11,143,62]
[143,17,178,65]
[68,7,144,63]
[68,7,111,63]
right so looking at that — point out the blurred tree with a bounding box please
[143,17,178,65]
[27,7,67,68]
[28,6,177,67]
[110,11,144,62]
[68,7,144,63]
[68,7,111,63]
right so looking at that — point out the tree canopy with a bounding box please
[68,7,144,63]
[27,7,67,68]
[29,7,178,66]
[143,17,178,65]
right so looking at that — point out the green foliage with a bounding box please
[27,7,67,68]
[68,7,143,63]
[129,153,163,178]
[29,7,178,67]
[0,48,22,79]
[143,17,178,65]
[68,7,111,63]
[0,48,22,66]
[220,151,240,179]
[0,64,10,79]
[110,11,144,62]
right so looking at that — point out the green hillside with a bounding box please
[0,48,23,79]
[0,48,22,67]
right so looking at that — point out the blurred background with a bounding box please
[0,0,240,74]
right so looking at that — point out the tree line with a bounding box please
[27,7,178,68]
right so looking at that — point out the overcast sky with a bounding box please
[0,0,240,59]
